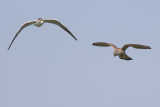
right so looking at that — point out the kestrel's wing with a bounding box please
[92,42,117,49]
[122,44,151,51]
[119,53,132,60]
[43,19,77,40]
[8,21,36,50]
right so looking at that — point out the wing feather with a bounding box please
[8,21,35,50]
[92,42,117,49]
[43,19,77,40]
[122,44,151,51]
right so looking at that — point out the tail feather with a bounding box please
[119,53,132,60]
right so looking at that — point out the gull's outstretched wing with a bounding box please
[122,44,151,51]
[43,19,77,40]
[8,21,35,50]
[92,42,117,49]
[119,53,132,60]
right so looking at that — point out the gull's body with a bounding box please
[8,18,77,50]
[93,42,151,60]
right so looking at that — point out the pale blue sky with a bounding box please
[0,0,160,107]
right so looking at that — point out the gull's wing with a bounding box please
[119,53,132,60]
[92,42,117,49]
[122,44,151,51]
[8,21,35,50]
[43,19,77,40]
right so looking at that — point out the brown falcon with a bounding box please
[93,42,151,60]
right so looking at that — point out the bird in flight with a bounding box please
[8,18,77,50]
[93,42,151,60]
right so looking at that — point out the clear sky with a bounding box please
[0,0,160,107]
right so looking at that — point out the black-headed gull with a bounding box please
[8,18,77,50]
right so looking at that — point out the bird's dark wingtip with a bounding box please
[125,58,133,61]
[7,45,11,51]
[73,37,77,41]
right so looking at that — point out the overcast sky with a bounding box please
[0,0,160,107]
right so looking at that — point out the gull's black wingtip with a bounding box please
[7,45,11,51]
[92,43,96,46]
[148,46,151,49]
[73,36,78,41]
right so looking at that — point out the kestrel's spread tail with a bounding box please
[119,53,132,60]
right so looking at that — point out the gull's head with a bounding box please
[37,18,43,21]
[35,18,44,27]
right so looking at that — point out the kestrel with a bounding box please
[8,18,77,50]
[93,42,151,60]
